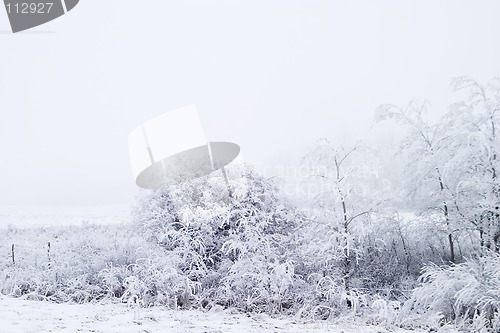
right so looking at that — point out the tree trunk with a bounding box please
[335,158,351,294]
[447,232,455,263]
[438,173,455,263]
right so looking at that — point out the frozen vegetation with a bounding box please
[1,78,499,332]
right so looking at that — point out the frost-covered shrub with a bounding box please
[132,167,303,313]
[402,251,500,331]
[133,253,199,308]
[0,223,169,305]
[215,171,301,312]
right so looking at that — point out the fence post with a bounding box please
[47,242,51,268]
[11,244,15,265]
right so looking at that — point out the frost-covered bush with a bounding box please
[0,223,185,306]
[402,251,500,331]
[215,171,302,313]
[132,167,304,313]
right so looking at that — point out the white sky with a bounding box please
[1,0,500,206]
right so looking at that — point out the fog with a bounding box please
[1,0,499,205]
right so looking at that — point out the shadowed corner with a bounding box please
[3,0,79,33]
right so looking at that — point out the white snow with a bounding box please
[0,296,436,333]
[0,204,130,229]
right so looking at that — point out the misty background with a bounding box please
[1,0,500,206]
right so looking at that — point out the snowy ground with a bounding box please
[0,296,438,333]
[0,204,130,229]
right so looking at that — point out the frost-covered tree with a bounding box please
[297,139,382,313]
[446,77,500,252]
[376,100,462,263]
[376,78,500,259]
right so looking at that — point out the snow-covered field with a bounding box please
[0,206,462,333]
[0,296,438,333]
[0,204,130,229]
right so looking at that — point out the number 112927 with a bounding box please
[6,2,54,14]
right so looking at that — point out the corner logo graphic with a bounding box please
[128,105,240,189]
[3,0,78,33]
